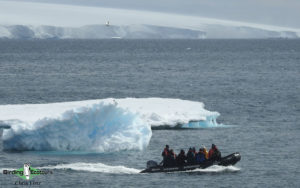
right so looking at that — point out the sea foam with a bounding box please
[39,162,141,174]
[38,163,239,174]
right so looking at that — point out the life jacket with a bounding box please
[199,151,206,162]
[209,147,221,160]
[162,148,169,157]
[208,148,215,158]
[196,151,206,162]
[203,148,209,159]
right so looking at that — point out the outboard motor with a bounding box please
[146,160,158,169]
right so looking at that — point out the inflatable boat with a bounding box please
[140,152,241,173]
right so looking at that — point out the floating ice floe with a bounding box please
[0,98,220,151]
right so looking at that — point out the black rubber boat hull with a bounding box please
[140,152,241,173]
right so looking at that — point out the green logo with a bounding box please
[3,163,52,180]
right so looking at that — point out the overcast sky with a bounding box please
[5,0,300,28]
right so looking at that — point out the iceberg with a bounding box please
[0,98,220,151]
[0,103,152,152]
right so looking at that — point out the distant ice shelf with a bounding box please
[0,24,206,39]
[0,1,299,39]
[0,24,299,39]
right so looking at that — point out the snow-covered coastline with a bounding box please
[0,24,206,39]
[0,1,299,39]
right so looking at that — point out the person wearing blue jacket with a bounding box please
[196,148,206,164]
[187,148,195,165]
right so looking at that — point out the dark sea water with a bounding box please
[0,39,299,187]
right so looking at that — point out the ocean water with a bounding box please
[0,39,299,187]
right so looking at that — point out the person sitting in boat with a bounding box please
[208,144,221,161]
[169,149,177,166]
[192,147,196,154]
[176,149,187,166]
[187,148,196,165]
[196,148,206,164]
[163,149,176,167]
[161,145,169,166]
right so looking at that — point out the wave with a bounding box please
[37,163,239,174]
[39,162,141,174]
[190,165,240,173]
[0,98,221,151]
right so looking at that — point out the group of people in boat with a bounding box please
[161,144,221,167]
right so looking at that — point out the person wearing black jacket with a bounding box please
[186,148,195,165]
[176,149,187,166]
[169,149,177,166]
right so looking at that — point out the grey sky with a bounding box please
[8,0,300,28]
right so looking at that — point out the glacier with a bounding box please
[0,1,299,39]
[0,98,220,151]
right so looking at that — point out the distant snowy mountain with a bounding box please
[0,1,299,39]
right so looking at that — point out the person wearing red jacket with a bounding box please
[161,145,169,166]
[162,145,169,157]
[208,144,221,161]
